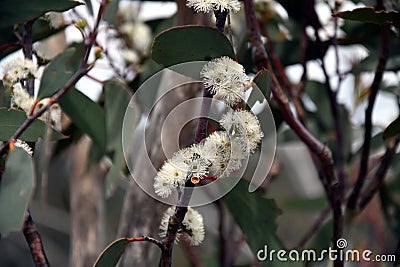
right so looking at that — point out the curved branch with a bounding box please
[347,21,389,211]
[243,0,343,266]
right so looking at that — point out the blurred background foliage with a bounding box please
[0,0,400,266]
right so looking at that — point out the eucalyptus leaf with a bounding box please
[224,180,300,266]
[0,20,67,60]
[59,89,106,153]
[38,43,85,99]
[0,0,81,29]
[0,147,35,237]
[103,0,120,26]
[152,25,235,67]
[334,7,400,27]
[0,108,66,141]
[104,79,136,196]
[93,238,131,267]
[383,116,400,140]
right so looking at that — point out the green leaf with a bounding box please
[253,69,272,100]
[103,0,120,26]
[38,43,85,99]
[383,116,400,140]
[0,147,35,237]
[152,25,235,67]
[59,89,106,153]
[224,180,300,266]
[0,0,81,28]
[0,109,66,141]
[93,238,131,267]
[83,0,94,16]
[334,7,400,27]
[252,70,284,128]
[104,79,136,196]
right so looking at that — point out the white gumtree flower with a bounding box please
[10,84,62,131]
[2,58,38,86]
[10,84,35,114]
[186,0,241,13]
[200,56,250,106]
[154,158,189,198]
[159,206,205,246]
[220,110,264,152]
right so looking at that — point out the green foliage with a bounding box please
[224,180,300,266]
[93,238,131,267]
[59,89,106,153]
[103,0,120,26]
[38,43,85,99]
[0,147,35,237]
[0,109,65,141]
[334,7,400,27]
[253,70,272,100]
[152,25,235,67]
[383,116,400,140]
[252,70,284,128]
[0,20,67,60]
[0,0,81,29]
[104,79,135,196]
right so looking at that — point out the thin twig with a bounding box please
[215,199,230,267]
[128,236,164,249]
[297,206,331,248]
[159,90,213,267]
[314,29,346,203]
[242,1,343,266]
[180,239,207,267]
[23,211,50,267]
[214,10,228,33]
[260,23,307,124]
[227,12,235,58]
[22,19,35,96]
[0,42,19,52]
[359,137,400,210]
[347,4,389,210]
[0,0,108,159]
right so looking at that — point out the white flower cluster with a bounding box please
[220,110,264,152]
[156,57,263,246]
[10,84,62,131]
[159,206,205,246]
[1,58,62,131]
[2,58,38,87]
[200,56,250,106]
[186,0,241,13]
[154,110,262,199]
